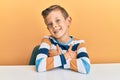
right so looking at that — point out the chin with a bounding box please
[52,32,64,39]
[53,35,62,39]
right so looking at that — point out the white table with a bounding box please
[0,63,120,80]
[88,63,120,80]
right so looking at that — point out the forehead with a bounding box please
[45,10,64,20]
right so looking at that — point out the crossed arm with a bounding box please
[49,44,77,60]
[35,38,91,74]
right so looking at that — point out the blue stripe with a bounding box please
[77,52,89,58]
[54,36,74,45]
[58,43,79,51]
[36,58,43,72]
[49,37,69,50]
[49,38,69,50]
[49,38,57,45]
[60,54,66,68]
[59,44,69,50]
[56,43,79,51]
[72,43,79,51]
[49,37,79,51]
[38,48,49,55]
[81,59,90,74]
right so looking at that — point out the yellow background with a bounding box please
[0,0,120,65]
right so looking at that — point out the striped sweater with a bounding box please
[35,36,91,74]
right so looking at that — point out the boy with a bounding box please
[36,5,91,74]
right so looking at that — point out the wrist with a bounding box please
[64,53,71,60]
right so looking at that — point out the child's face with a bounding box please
[44,10,71,39]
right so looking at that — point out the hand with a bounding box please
[64,44,77,60]
[68,44,77,59]
[48,44,61,57]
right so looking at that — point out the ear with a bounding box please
[66,16,72,25]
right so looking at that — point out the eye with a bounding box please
[47,23,52,27]
[56,19,60,23]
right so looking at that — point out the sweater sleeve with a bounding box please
[63,41,91,74]
[70,42,91,74]
[35,38,66,72]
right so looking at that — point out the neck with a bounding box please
[57,35,71,44]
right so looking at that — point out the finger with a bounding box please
[64,52,71,60]
[68,44,73,51]
[56,44,61,54]
[69,51,77,59]
[68,51,73,58]
[59,48,62,54]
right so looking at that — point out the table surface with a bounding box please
[0,63,120,80]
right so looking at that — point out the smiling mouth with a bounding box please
[54,28,62,34]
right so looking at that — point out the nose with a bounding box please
[52,22,57,29]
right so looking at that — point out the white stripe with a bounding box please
[77,47,87,54]
[50,45,67,54]
[77,59,86,73]
[74,40,85,45]
[69,41,74,45]
[49,36,57,43]
[62,50,67,54]
[39,42,50,49]
[38,58,46,72]
[43,36,49,38]
[64,59,71,69]
[81,57,91,64]
[53,55,62,67]
[36,54,47,60]
[51,44,56,49]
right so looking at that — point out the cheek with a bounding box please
[48,29,54,34]
[64,21,69,26]
[60,22,67,28]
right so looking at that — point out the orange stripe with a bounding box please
[70,59,78,72]
[77,42,85,50]
[41,37,51,47]
[46,57,54,70]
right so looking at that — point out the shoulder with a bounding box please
[73,37,86,50]
[41,36,51,45]
[74,37,85,44]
